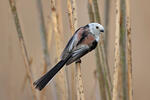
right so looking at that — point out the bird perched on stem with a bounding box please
[33,23,104,91]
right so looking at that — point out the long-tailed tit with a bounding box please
[33,23,104,90]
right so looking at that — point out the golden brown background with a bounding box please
[0,0,150,100]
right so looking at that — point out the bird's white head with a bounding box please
[88,23,104,41]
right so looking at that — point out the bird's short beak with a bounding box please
[99,25,104,32]
[100,29,104,32]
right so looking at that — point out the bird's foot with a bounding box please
[75,59,81,64]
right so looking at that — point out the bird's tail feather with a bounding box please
[33,55,71,91]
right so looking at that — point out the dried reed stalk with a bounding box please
[72,0,85,99]
[126,0,133,100]
[46,6,58,100]
[104,0,110,51]
[75,62,85,100]
[37,0,50,70]
[88,0,106,100]
[112,0,120,100]
[87,1,100,100]
[50,0,67,100]
[113,0,129,100]
[104,1,112,88]
[86,2,103,99]
[120,0,128,99]
[36,0,51,100]
[67,0,85,100]
[8,0,37,100]
[93,0,112,86]
[88,0,95,22]
[95,47,107,100]
[67,0,75,33]
[90,1,107,100]
[21,58,33,91]
[47,21,53,50]
[99,39,112,100]
[67,0,76,100]
[57,0,71,99]
[92,0,112,100]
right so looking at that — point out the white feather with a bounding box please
[88,23,104,42]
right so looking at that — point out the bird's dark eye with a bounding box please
[96,26,99,29]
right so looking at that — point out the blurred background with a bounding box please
[0,0,150,100]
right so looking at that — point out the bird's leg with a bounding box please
[75,59,81,64]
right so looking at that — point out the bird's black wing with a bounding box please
[66,40,97,65]
[61,27,83,59]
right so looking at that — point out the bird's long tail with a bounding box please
[33,55,72,91]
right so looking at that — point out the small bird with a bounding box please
[33,23,104,91]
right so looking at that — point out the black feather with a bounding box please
[89,40,97,51]
[33,54,72,91]
[84,24,89,28]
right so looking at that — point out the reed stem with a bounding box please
[126,0,133,99]
[92,0,112,100]
[50,0,67,100]
[8,0,37,99]
[112,0,120,100]
[36,0,52,99]
[120,0,128,99]
[67,0,85,99]
[104,0,110,51]
[67,0,76,99]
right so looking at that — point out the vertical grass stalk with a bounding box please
[67,0,85,99]
[72,0,85,99]
[36,0,51,100]
[47,21,53,50]
[104,1,112,87]
[67,0,76,99]
[88,0,95,22]
[120,0,128,99]
[112,0,120,100]
[50,0,67,100]
[90,0,112,100]
[104,0,110,52]
[93,0,112,87]
[47,21,58,100]
[90,0,107,99]
[126,0,133,100]
[57,0,71,99]
[8,0,37,99]
[112,0,130,100]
